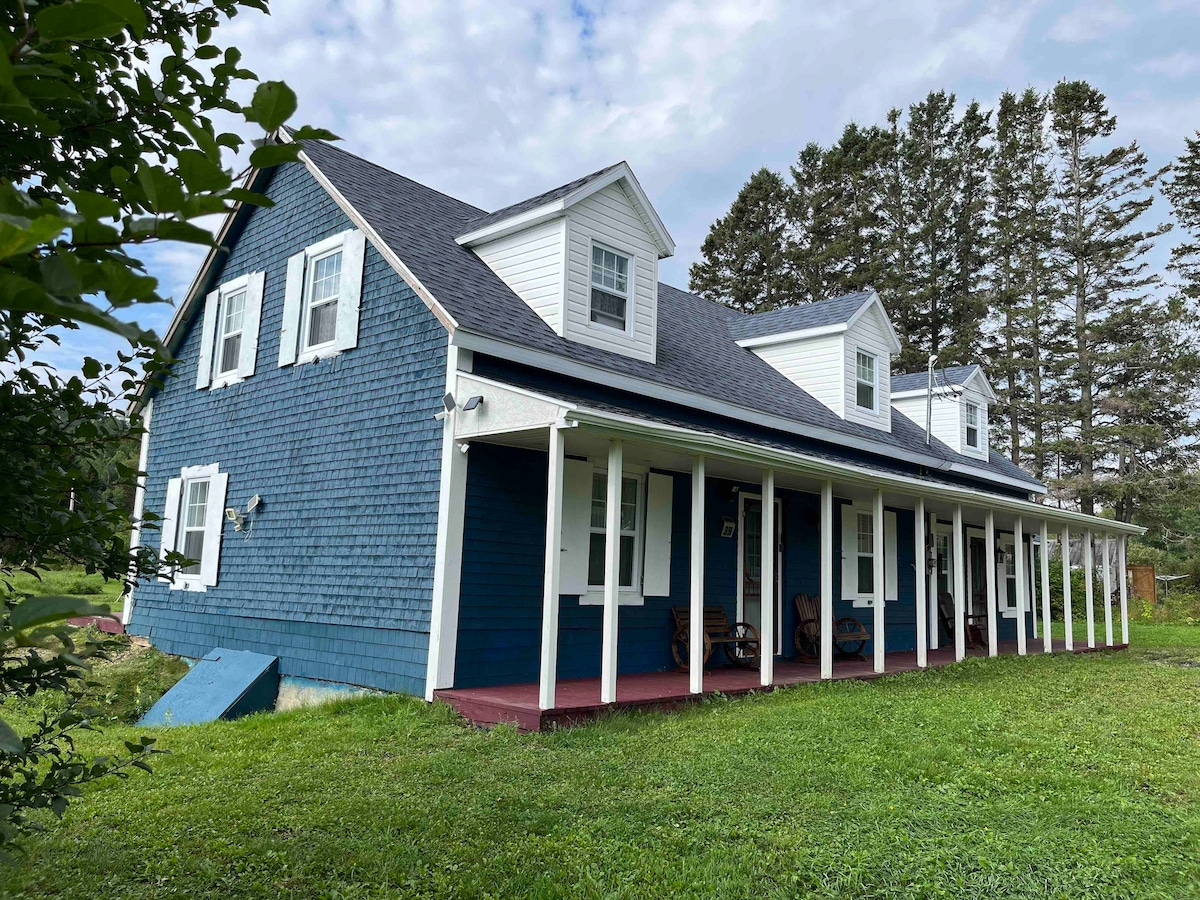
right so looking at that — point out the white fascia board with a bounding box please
[563,406,1141,536]
[846,292,903,353]
[455,202,566,248]
[965,367,999,403]
[892,385,964,400]
[562,162,675,258]
[735,322,848,349]
[450,329,1048,497]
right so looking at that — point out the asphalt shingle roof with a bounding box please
[296,138,1043,492]
[892,365,982,394]
[456,162,625,238]
[725,290,874,341]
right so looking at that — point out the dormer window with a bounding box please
[589,243,631,331]
[966,402,980,449]
[855,350,877,412]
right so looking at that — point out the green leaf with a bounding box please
[289,125,341,142]
[225,188,274,208]
[246,81,297,132]
[9,595,110,632]
[81,357,102,379]
[154,219,218,246]
[178,150,231,192]
[136,166,185,214]
[36,2,129,42]
[0,719,22,755]
[94,0,147,37]
[68,189,120,221]
[194,45,220,60]
[0,213,68,259]
[248,143,301,169]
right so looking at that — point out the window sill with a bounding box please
[165,576,208,593]
[209,372,246,390]
[296,343,343,366]
[577,590,645,607]
[849,596,898,607]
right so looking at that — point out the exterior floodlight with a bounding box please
[463,395,484,411]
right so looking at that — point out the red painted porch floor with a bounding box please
[434,639,1128,731]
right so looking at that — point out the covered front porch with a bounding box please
[424,369,1139,726]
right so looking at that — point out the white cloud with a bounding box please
[1045,4,1134,43]
[1138,51,1200,79]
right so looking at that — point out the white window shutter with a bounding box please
[642,473,673,597]
[559,458,593,596]
[885,510,898,602]
[335,230,366,353]
[159,478,182,581]
[196,290,219,389]
[841,504,858,601]
[238,271,265,379]
[199,472,228,588]
[279,251,306,367]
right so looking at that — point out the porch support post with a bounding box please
[1102,532,1114,647]
[1084,529,1096,649]
[600,439,623,704]
[1040,521,1053,654]
[928,512,939,652]
[1029,538,1040,642]
[820,480,834,680]
[538,424,566,711]
[952,504,966,662]
[689,456,706,693]
[1062,525,1074,652]
[761,469,776,686]
[873,488,886,674]
[985,509,998,657]
[1119,535,1130,646]
[914,498,928,668]
[1014,517,1027,656]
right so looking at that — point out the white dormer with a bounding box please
[457,162,674,364]
[731,291,902,434]
[890,365,997,460]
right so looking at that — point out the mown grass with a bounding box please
[2,624,1199,899]
[6,568,124,609]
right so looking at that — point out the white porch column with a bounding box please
[1029,538,1040,642]
[952,504,966,662]
[122,398,153,627]
[538,424,566,711]
[761,469,776,686]
[914,498,928,668]
[928,512,939,652]
[1062,525,1074,652]
[600,440,623,704]
[1014,517,1028,656]
[1084,529,1096,649]
[985,510,998,657]
[1102,532,1114,647]
[873,488,886,674]
[425,396,468,702]
[689,456,706,693]
[820,480,834,680]
[1040,521,1053,654]
[1119,535,1130,646]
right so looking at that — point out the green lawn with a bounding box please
[7,567,125,609]
[3,625,1200,899]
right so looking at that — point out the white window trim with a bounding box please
[579,462,646,607]
[998,535,1019,616]
[843,500,897,606]
[855,349,879,413]
[965,401,981,450]
[586,238,635,338]
[298,232,349,365]
[165,463,225,592]
[210,274,252,389]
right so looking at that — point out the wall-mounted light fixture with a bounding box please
[721,516,736,538]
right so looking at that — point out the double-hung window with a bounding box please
[161,463,228,591]
[279,229,367,367]
[965,402,980,449]
[589,244,631,332]
[198,273,265,390]
[855,511,875,594]
[303,247,343,351]
[855,350,877,411]
[587,471,641,589]
[842,502,898,605]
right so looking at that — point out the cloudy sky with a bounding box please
[59,0,1200,372]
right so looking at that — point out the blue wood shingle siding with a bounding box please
[453,443,1038,690]
[128,162,447,695]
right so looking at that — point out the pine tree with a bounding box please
[689,167,796,312]
[876,108,918,358]
[948,100,993,364]
[1048,80,1170,515]
[788,143,841,304]
[821,123,891,295]
[1164,132,1200,301]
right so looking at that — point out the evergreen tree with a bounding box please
[1164,132,1200,301]
[1048,80,1170,515]
[820,123,891,295]
[690,167,796,312]
[948,100,993,364]
[787,143,841,304]
[876,108,918,355]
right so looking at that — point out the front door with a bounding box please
[968,533,987,618]
[739,495,783,654]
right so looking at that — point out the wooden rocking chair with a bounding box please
[670,606,760,670]
[936,590,986,648]
[792,592,871,661]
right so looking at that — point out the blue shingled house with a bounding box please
[125,135,1140,729]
